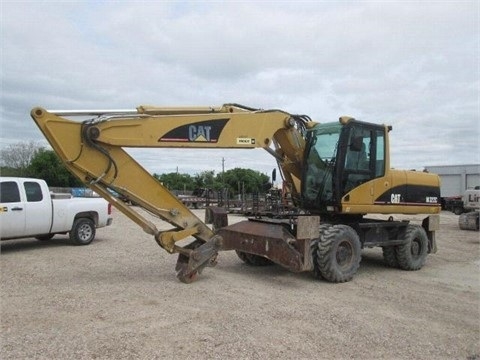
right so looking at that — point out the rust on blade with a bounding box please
[216,216,319,273]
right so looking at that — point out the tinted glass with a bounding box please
[0,182,21,203]
[24,182,43,202]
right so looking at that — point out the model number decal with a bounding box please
[426,197,438,203]
[236,138,255,145]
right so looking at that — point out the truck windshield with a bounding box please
[302,122,342,209]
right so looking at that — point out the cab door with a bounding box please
[337,124,387,210]
[0,180,26,238]
[340,125,381,195]
[22,180,51,236]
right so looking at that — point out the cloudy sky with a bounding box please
[1,1,478,177]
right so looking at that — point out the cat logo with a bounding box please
[391,194,402,203]
[189,125,212,142]
[159,118,229,143]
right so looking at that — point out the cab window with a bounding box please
[375,130,385,177]
[0,182,21,203]
[24,182,43,202]
[342,126,385,195]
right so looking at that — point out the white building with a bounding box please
[424,164,480,197]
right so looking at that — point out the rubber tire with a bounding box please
[235,251,273,266]
[312,224,361,283]
[453,207,463,215]
[70,218,96,245]
[382,246,399,268]
[35,234,55,241]
[395,225,428,270]
[311,224,332,279]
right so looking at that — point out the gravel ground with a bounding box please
[1,208,479,360]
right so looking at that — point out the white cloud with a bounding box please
[1,1,478,174]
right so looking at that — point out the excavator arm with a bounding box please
[31,104,311,282]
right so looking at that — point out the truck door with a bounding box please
[22,180,51,236]
[0,180,26,238]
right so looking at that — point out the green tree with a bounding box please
[154,172,195,192]
[0,166,23,177]
[194,170,221,190]
[0,140,43,176]
[152,168,271,196]
[27,149,82,187]
[220,168,271,195]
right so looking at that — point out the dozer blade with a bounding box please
[216,217,319,273]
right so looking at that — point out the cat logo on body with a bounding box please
[158,118,229,143]
[189,125,212,142]
[391,194,402,204]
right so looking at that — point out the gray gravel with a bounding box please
[1,209,479,359]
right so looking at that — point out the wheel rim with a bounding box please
[336,240,354,270]
[78,224,93,241]
[411,239,421,257]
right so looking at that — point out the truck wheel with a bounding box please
[453,207,463,215]
[382,246,398,268]
[235,251,273,266]
[70,218,96,245]
[312,224,361,283]
[395,225,428,270]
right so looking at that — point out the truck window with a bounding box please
[24,182,43,202]
[0,182,21,203]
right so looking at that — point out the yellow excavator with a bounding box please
[31,103,441,283]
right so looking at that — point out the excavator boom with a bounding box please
[31,104,310,282]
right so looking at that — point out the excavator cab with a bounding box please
[301,118,387,215]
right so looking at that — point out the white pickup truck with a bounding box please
[0,177,113,245]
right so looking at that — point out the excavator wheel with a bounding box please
[235,251,274,266]
[382,246,399,268]
[395,225,428,271]
[311,224,361,283]
[310,224,332,279]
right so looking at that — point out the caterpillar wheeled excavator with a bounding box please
[31,104,441,283]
